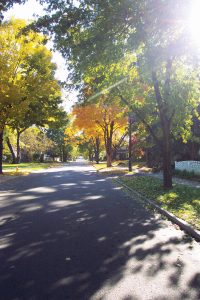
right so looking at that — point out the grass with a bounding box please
[92,162,108,171]
[119,175,200,230]
[173,169,200,182]
[92,160,152,175]
[2,162,62,176]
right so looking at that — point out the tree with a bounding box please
[0,19,63,171]
[73,102,127,167]
[78,138,95,161]
[118,57,200,188]
[35,0,200,187]
[20,127,55,162]
[3,127,17,163]
[45,112,70,162]
[72,105,103,164]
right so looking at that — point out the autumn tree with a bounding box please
[73,102,127,167]
[20,127,55,162]
[73,105,103,163]
[0,19,63,171]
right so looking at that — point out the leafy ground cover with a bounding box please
[173,169,200,182]
[119,175,200,230]
[2,162,62,176]
[93,161,151,175]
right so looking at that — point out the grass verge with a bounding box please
[2,162,62,176]
[173,169,200,182]
[119,175,200,230]
[93,161,151,175]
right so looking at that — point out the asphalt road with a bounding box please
[0,160,200,300]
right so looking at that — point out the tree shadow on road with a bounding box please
[0,166,200,300]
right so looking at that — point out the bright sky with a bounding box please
[3,0,77,112]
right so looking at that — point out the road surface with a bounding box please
[0,160,200,300]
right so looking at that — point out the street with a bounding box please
[0,160,200,300]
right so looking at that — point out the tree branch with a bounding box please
[118,94,162,147]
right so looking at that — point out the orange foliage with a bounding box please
[64,123,80,144]
[73,103,127,138]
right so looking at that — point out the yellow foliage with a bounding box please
[72,101,127,144]
[0,19,60,130]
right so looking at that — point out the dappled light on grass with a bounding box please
[120,176,200,230]
[158,192,178,204]
[2,171,30,176]
[93,161,152,177]
[2,163,64,177]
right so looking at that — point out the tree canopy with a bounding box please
[33,0,200,187]
[0,18,65,171]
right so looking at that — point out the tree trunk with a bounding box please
[65,151,69,162]
[162,130,172,189]
[60,146,63,162]
[16,131,21,164]
[106,152,112,167]
[88,151,93,161]
[63,146,67,162]
[106,137,112,167]
[104,121,114,168]
[0,130,3,174]
[40,153,44,162]
[152,68,173,189]
[112,149,117,160]
[94,137,100,164]
[128,116,132,172]
[7,137,17,164]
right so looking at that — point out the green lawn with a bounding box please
[93,161,151,175]
[92,162,108,171]
[2,162,62,176]
[173,169,200,182]
[119,175,200,230]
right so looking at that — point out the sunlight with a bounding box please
[189,0,200,47]
[88,78,127,101]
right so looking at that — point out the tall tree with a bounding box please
[73,105,103,164]
[46,112,70,162]
[35,0,200,188]
[0,19,63,171]
[73,102,127,167]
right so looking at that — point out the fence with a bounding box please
[175,161,200,175]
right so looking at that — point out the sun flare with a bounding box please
[189,0,200,47]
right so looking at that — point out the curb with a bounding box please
[115,178,200,242]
